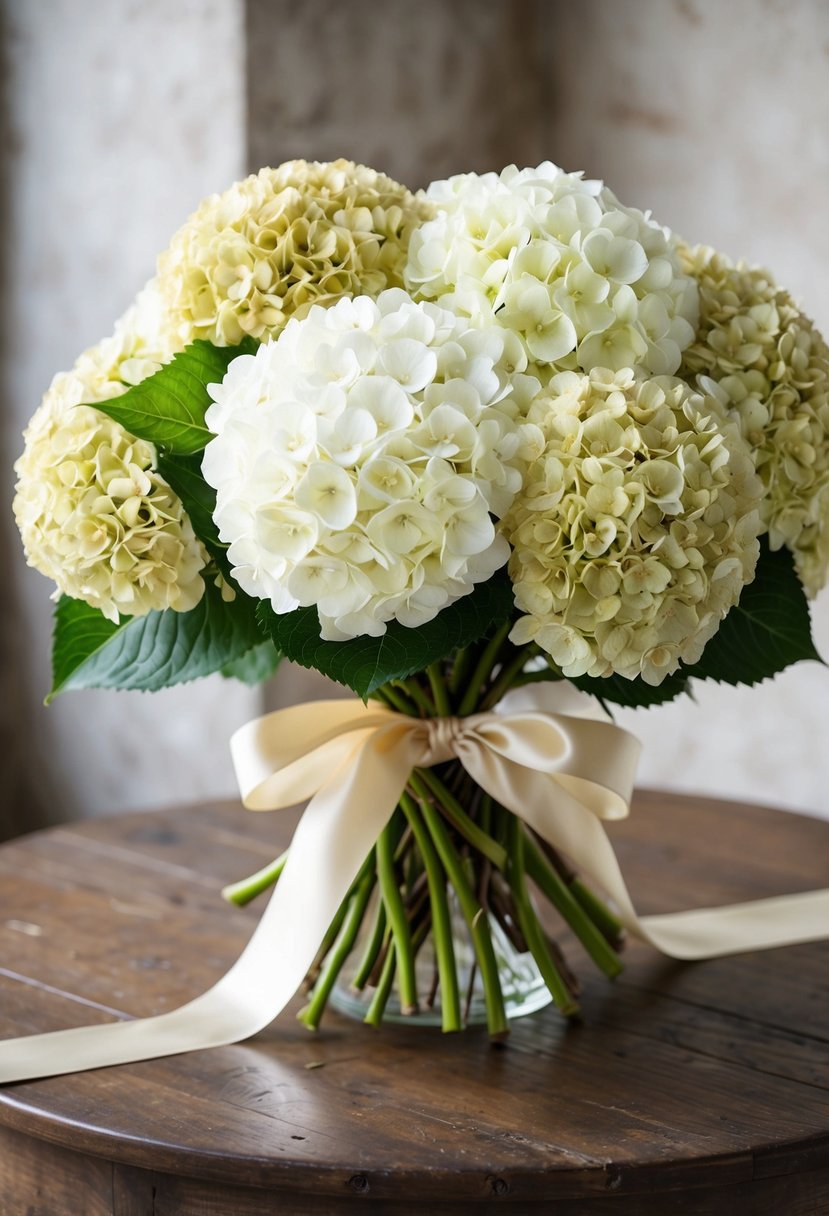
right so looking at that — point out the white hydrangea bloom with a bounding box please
[405,162,698,380]
[503,369,763,686]
[14,282,206,622]
[203,290,542,639]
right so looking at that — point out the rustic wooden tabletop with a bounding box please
[0,792,826,1215]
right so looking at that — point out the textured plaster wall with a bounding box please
[248,0,829,818]
[3,0,258,823]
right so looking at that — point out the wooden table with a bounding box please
[0,793,827,1215]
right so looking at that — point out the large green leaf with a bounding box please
[572,670,691,709]
[49,581,266,700]
[94,338,257,455]
[257,573,515,699]
[684,540,822,687]
[156,451,224,555]
[221,642,283,686]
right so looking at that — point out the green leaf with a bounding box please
[684,540,822,687]
[257,573,515,699]
[156,451,224,554]
[221,641,282,686]
[94,338,258,455]
[572,670,691,709]
[49,581,265,700]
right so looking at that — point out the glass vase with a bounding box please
[330,886,553,1028]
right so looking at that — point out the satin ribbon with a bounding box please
[1,686,828,1084]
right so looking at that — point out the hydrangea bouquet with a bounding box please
[14,160,828,1038]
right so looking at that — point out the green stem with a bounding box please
[304,854,373,990]
[570,878,626,949]
[351,899,387,991]
[511,669,565,690]
[411,769,507,870]
[400,792,461,1034]
[377,821,418,1014]
[221,851,288,906]
[417,797,508,1039]
[426,663,452,717]
[376,683,418,716]
[397,678,435,716]
[457,622,511,716]
[299,864,375,1030]
[480,644,537,711]
[507,817,580,1017]
[449,644,477,696]
[524,833,623,979]
[364,941,397,1027]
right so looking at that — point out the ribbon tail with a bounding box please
[0,728,417,1084]
[639,890,829,958]
[461,746,829,962]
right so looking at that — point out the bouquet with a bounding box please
[13,160,829,1041]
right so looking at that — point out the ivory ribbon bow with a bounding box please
[1,686,828,1084]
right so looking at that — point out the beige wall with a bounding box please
[3,0,259,826]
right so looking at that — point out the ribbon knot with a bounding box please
[422,714,466,766]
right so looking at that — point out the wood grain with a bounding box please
[0,791,826,1213]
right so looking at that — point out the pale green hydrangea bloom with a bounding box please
[679,243,829,595]
[14,283,206,622]
[157,159,433,348]
[503,368,763,685]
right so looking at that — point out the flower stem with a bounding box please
[479,644,537,710]
[377,821,418,1014]
[221,850,288,906]
[417,797,508,1039]
[375,683,417,716]
[457,622,511,716]
[298,862,375,1030]
[397,678,435,716]
[351,898,387,991]
[364,941,397,1027]
[426,663,452,717]
[449,644,476,697]
[506,816,580,1017]
[400,792,461,1034]
[523,832,623,979]
[410,768,507,870]
[570,878,626,950]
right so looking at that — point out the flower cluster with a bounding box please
[15,158,829,693]
[679,244,829,594]
[14,284,205,621]
[504,369,763,685]
[203,290,542,639]
[405,162,698,379]
[157,160,432,348]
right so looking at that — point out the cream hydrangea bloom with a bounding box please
[157,160,432,348]
[405,162,698,379]
[503,369,763,685]
[14,282,206,622]
[679,243,829,594]
[203,290,542,640]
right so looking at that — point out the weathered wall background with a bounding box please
[2,0,828,829]
[2,0,258,827]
